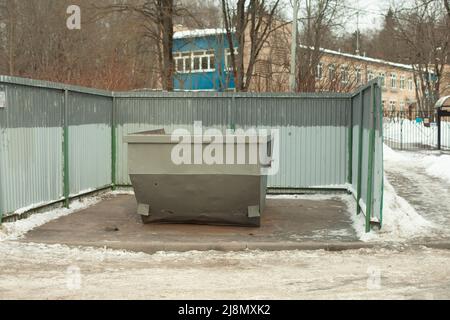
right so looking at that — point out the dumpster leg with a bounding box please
[137,203,151,216]
[247,206,261,227]
[248,206,260,218]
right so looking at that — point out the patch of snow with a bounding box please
[12,201,53,215]
[110,189,135,196]
[421,154,450,185]
[349,176,435,242]
[384,144,450,185]
[267,193,346,201]
[0,196,103,241]
[174,28,231,39]
[383,144,408,162]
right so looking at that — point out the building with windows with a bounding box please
[173,29,237,91]
[311,47,418,113]
[172,28,448,113]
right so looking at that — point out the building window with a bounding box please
[379,72,386,87]
[368,70,374,81]
[174,50,215,73]
[316,63,323,80]
[400,101,405,112]
[390,73,397,88]
[389,100,396,112]
[225,48,238,71]
[328,64,336,80]
[408,78,413,90]
[400,76,405,89]
[382,100,386,110]
[356,67,362,84]
[174,52,192,73]
[341,66,349,84]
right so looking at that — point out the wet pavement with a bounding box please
[22,194,365,253]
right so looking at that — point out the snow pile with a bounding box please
[0,197,102,241]
[350,177,434,242]
[384,143,450,185]
[110,189,135,196]
[421,154,450,184]
[352,145,439,242]
[383,143,408,162]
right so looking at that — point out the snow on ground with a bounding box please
[383,145,450,240]
[383,118,450,148]
[344,145,450,242]
[0,197,103,241]
[421,154,450,184]
[0,241,449,299]
[383,143,450,184]
[0,190,136,241]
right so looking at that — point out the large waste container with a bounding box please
[124,129,271,227]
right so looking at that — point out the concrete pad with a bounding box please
[22,194,368,253]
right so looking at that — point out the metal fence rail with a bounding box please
[0,76,383,232]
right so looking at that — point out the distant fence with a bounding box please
[383,111,450,151]
[0,76,383,231]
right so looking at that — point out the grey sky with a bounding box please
[351,0,393,31]
[283,0,395,32]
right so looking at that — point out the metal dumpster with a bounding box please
[124,129,271,227]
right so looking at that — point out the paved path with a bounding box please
[0,241,449,299]
[384,151,450,241]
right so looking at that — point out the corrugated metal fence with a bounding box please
[0,76,383,231]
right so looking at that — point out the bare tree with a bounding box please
[176,0,222,28]
[0,0,18,75]
[444,0,450,19]
[95,0,177,91]
[393,0,449,113]
[221,0,283,92]
[296,0,346,92]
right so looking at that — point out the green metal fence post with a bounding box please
[356,90,364,215]
[365,83,377,232]
[63,89,70,208]
[347,96,353,184]
[378,86,384,228]
[111,96,117,190]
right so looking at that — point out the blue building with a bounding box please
[173,29,237,91]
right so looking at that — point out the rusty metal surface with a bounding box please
[21,194,360,252]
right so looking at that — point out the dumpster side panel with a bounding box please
[127,140,266,226]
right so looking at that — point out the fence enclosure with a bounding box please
[0,76,383,231]
[383,110,450,151]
